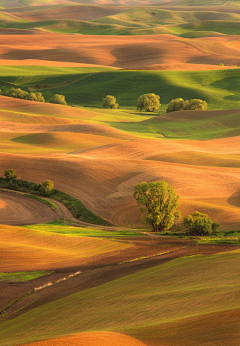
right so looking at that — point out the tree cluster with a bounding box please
[134,180,219,235]
[6,88,67,105]
[183,211,219,236]
[166,98,207,113]
[7,88,45,102]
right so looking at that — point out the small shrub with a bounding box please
[4,169,17,182]
[50,94,67,105]
[39,179,54,197]
[102,95,119,109]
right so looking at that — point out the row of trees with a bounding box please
[102,94,207,112]
[6,88,67,105]
[3,169,54,197]
[134,180,219,235]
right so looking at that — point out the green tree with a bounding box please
[50,94,67,105]
[102,95,119,109]
[166,98,185,113]
[7,88,28,99]
[137,93,160,112]
[166,98,207,113]
[39,179,54,197]
[134,180,181,232]
[4,169,17,182]
[35,92,45,102]
[184,99,208,110]
[26,92,45,102]
[183,211,219,236]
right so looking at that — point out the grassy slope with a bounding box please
[2,5,240,36]
[1,67,240,110]
[178,0,240,6]
[24,220,141,237]
[1,250,240,345]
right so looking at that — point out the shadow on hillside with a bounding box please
[227,190,240,208]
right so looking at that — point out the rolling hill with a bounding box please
[0,2,239,346]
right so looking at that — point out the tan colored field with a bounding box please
[0,190,60,225]
[0,32,239,69]
[0,141,239,230]
[11,5,125,21]
[0,97,239,230]
[18,332,147,346]
[0,223,134,272]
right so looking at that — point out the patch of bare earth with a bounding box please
[0,190,60,225]
[0,33,239,69]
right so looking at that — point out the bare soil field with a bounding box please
[9,5,125,21]
[0,32,239,69]
[0,137,239,230]
[0,190,60,225]
[0,97,239,230]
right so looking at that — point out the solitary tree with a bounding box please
[183,211,219,236]
[4,169,17,182]
[134,180,181,232]
[50,94,67,105]
[102,95,119,109]
[137,93,160,112]
[39,179,54,197]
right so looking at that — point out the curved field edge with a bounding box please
[0,178,110,226]
[1,250,240,346]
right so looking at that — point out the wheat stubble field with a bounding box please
[0,0,240,346]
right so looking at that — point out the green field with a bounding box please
[0,271,51,282]
[1,66,240,111]
[24,220,142,237]
[1,250,240,346]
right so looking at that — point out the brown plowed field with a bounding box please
[0,97,239,230]
[0,190,60,225]
[10,5,125,21]
[0,135,239,230]
[0,33,239,69]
